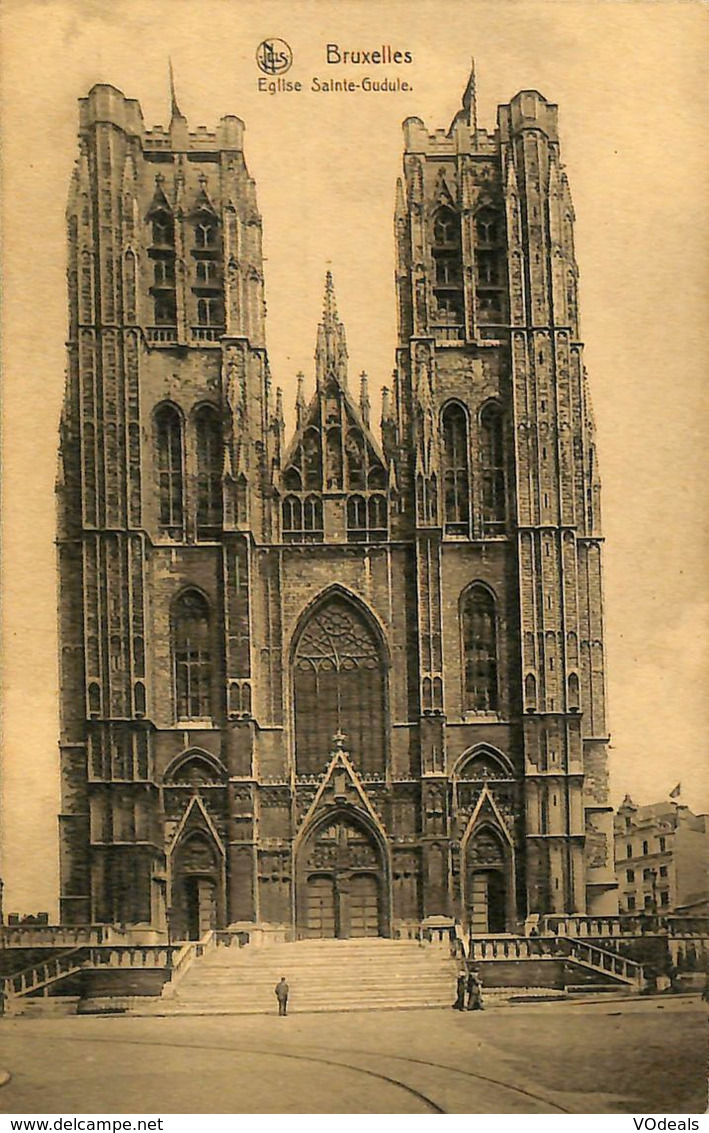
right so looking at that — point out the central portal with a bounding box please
[297,813,387,938]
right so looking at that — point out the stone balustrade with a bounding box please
[1,924,120,948]
[468,933,643,987]
[6,948,86,997]
[540,913,709,939]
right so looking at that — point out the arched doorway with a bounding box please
[171,830,223,941]
[464,825,512,934]
[296,812,388,939]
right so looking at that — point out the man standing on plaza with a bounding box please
[275,975,289,1016]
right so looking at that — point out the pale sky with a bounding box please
[1,0,708,916]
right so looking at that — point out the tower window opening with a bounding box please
[475,208,506,325]
[477,251,500,285]
[462,585,499,713]
[442,402,470,535]
[431,206,464,330]
[480,403,506,533]
[172,589,213,721]
[149,208,177,326]
[155,404,184,537]
[154,294,177,325]
[151,214,174,247]
[196,260,218,286]
[197,297,224,327]
[153,260,175,287]
[195,406,223,540]
[195,220,217,249]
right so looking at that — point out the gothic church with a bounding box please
[57,72,617,941]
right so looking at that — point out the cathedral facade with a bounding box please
[57,74,617,941]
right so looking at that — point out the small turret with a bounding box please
[295,372,307,429]
[359,372,371,428]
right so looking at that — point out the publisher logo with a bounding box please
[256,38,293,75]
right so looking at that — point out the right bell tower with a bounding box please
[391,67,617,918]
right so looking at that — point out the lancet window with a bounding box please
[442,402,470,535]
[462,586,499,713]
[282,494,323,543]
[480,403,506,533]
[475,208,506,325]
[431,206,464,329]
[155,404,184,537]
[148,206,176,328]
[195,405,223,540]
[191,206,223,333]
[173,590,213,721]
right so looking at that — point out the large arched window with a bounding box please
[155,404,184,537]
[442,403,470,534]
[172,590,212,721]
[480,403,506,532]
[462,586,498,713]
[195,406,223,540]
[293,597,386,776]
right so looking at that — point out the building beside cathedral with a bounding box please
[57,72,617,942]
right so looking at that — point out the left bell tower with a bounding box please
[58,83,278,927]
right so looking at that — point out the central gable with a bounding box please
[279,273,390,544]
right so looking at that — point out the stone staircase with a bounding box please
[159,938,461,1015]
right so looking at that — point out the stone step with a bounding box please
[195,960,454,976]
[175,986,453,1004]
[167,938,461,1015]
[565,983,632,995]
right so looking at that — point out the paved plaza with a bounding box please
[0,997,705,1115]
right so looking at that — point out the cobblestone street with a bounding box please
[0,997,704,1114]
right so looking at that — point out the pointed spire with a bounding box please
[395,177,407,220]
[315,271,348,388]
[323,269,337,321]
[275,387,284,426]
[359,372,371,428]
[381,386,392,425]
[169,58,184,120]
[462,58,478,134]
[295,372,307,428]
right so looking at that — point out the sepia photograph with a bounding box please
[0,0,707,1119]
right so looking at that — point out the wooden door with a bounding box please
[305,875,336,938]
[348,873,380,937]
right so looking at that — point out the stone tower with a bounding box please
[57,72,616,938]
[58,83,278,927]
[390,68,616,918]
